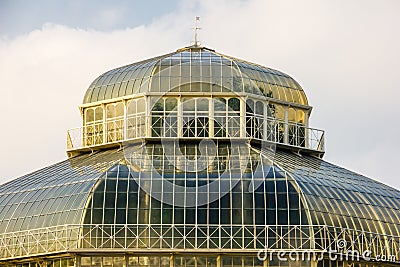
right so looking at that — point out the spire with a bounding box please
[192,16,201,47]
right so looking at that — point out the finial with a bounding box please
[192,16,201,47]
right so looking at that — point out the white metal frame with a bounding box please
[67,114,324,153]
[0,224,398,263]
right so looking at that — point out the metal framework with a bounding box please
[2,46,399,267]
[0,224,398,263]
[67,114,324,153]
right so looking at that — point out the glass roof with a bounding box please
[82,142,308,227]
[274,150,400,237]
[0,149,122,233]
[83,47,308,106]
[0,144,398,239]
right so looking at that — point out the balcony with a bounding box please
[67,114,324,156]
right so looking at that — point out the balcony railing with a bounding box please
[0,224,398,262]
[67,114,324,154]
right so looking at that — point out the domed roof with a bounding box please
[83,46,308,105]
[0,146,399,258]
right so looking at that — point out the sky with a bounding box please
[0,0,399,189]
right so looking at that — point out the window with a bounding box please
[106,102,124,142]
[151,97,178,137]
[182,98,209,137]
[126,98,146,138]
[84,106,104,145]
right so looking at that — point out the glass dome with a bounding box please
[1,45,399,267]
[0,145,399,264]
[83,47,308,106]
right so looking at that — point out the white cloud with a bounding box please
[0,0,399,189]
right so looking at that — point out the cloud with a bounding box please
[0,0,399,189]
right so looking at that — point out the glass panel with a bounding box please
[137,99,145,113]
[182,98,195,111]
[197,98,209,111]
[116,103,124,117]
[228,98,240,112]
[95,107,103,121]
[256,101,264,115]
[107,104,116,119]
[127,100,136,115]
[297,110,305,124]
[288,108,296,122]
[85,109,94,123]
[165,98,177,111]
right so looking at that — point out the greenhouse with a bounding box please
[0,45,399,267]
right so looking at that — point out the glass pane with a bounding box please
[95,106,103,121]
[107,104,116,119]
[228,98,240,112]
[127,100,136,115]
[137,99,145,113]
[116,103,124,117]
[197,98,209,111]
[85,109,94,123]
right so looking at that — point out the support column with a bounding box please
[304,110,310,149]
[124,100,128,140]
[264,257,269,267]
[283,106,289,144]
[217,255,222,267]
[264,103,268,141]
[102,104,107,144]
[75,256,81,267]
[209,98,214,137]
[310,259,318,267]
[146,96,152,137]
[240,98,246,138]
[178,97,183,138]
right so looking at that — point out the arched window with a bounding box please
[255,101,264,139]
[228,97,240,113]
[106,102,124,142]
[127,100,136,116]
[182,98,209,138]
[227,98,240,137]
[84,106,104,146]
[297,110,305,125]
[85,108,94,124]
[275,105,285,143]
[245,99,254,138]
[246,99,264,140]
[151,98,165,137]
[297,110,306,147]
[82,143,309,249]
[288,108,306,147]
[196,98,209,137]
[288,108,297,146]
[106,104,116,119]
[126,98,146,139]
[164,98,178,137]
[214,98,227,137]
[151,98,178,138]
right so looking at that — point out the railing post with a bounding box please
[305,113,310,149]
[319,132,325,151]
